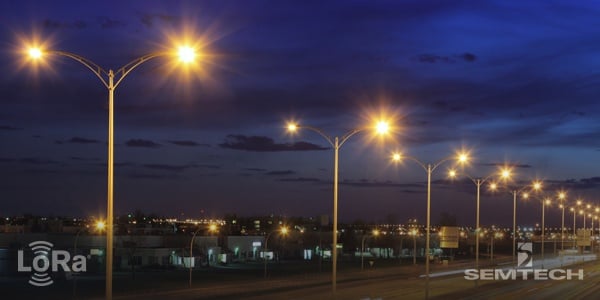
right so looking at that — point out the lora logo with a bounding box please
[17,241,87,286]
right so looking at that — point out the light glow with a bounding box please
[28,47,42,59]
[375,121,390,135]
[177,46,196,63]
[287,123,298,132]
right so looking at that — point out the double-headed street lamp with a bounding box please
[448,166,511,275]
[286,119,391,293]
[391,151,468,299]
[492,180,542,263]
[26,43,200,300]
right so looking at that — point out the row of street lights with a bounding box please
[22,40,599,300]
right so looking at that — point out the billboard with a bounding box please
[577,229,591,246]
[439,226,459,248]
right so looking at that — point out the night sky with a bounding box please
[1,1,599,227]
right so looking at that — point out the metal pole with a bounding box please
[512,191,517,264]
[332,138,339,294]
[542,200,545,268]
[106,71,114,300]
[573,209,577,248]
[425,165,431,300]
[561,206,565,251]
[264,232,271,279]
[475,180,481,271]
[413,234,417,265]
[361,236,365,271]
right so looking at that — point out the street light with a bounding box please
[189,224,218,287]
[264,226,289,278]
[557,191,567,251]
[571,207,577,248]
[25,42,200,300]
[492,180,542,264]
[361,229,380,271]
[73,220,105,298]
[449,165,511,275]
[286,119,392,293]
[410,229,418,265]
[541,198,551,268]
[391,151,468,299]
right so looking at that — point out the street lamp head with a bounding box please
[372,229,380,236]
[522,192,529,199]
[391,152,402,162]
[577,199,582,205]
[177,46,197,63]
[587,204,591,209]
[95,221,106,231]
[545,199,551,205]
[286,122,298,133]
[280,226,289,235]
[457,153,469,164]
[532,181,542,191]
[448,169,457,178]
[209,224,218,232]
[490,182,498,191]
[375,121,390,135]
[558,191,566,200]
[28,47,43,59]
[570,207,575,212]
[500,168,511,180]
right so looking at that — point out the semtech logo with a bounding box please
[517,242,533,267]
[464,242,584,281]
[17,241,87,286]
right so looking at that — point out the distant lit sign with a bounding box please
[252,242,262,247]
[439,226,459,248]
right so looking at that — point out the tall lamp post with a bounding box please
[497,181,543,263]
[541,198,551,268]
[557,192,567,251]
[264,226,289,278]
[410,229,418,265]
[449,167,512,276]
[189,224,217,288]
[361,229,380,271]
[391,151,468,299]
[286,120,391,293]
[26,44,200,300]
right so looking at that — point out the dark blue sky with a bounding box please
[1,0,599,226]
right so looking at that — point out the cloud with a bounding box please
[219,135,329,152]
[19,158,61,165]
[341,179,425,188]
[62,137,101,144]
[97,16,125,29]
[168,140,210,147]
[265,170,296,176]
[126,139,161,148]
[42,18,87,29]
[414,52,477,64]
[70,156,101,161]
[139,13,181,28]
[0,125,22,130]
[243,168,267,172]
[278,177,322,182]
[128,173,180,180]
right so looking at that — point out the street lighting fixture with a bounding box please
[189,223,218,287]
[286,118,393,293]
[361,229,380,271]
[24,40,201,300]
[391,150,468,299]
[448,165,511,278]
[264,226,289,278]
